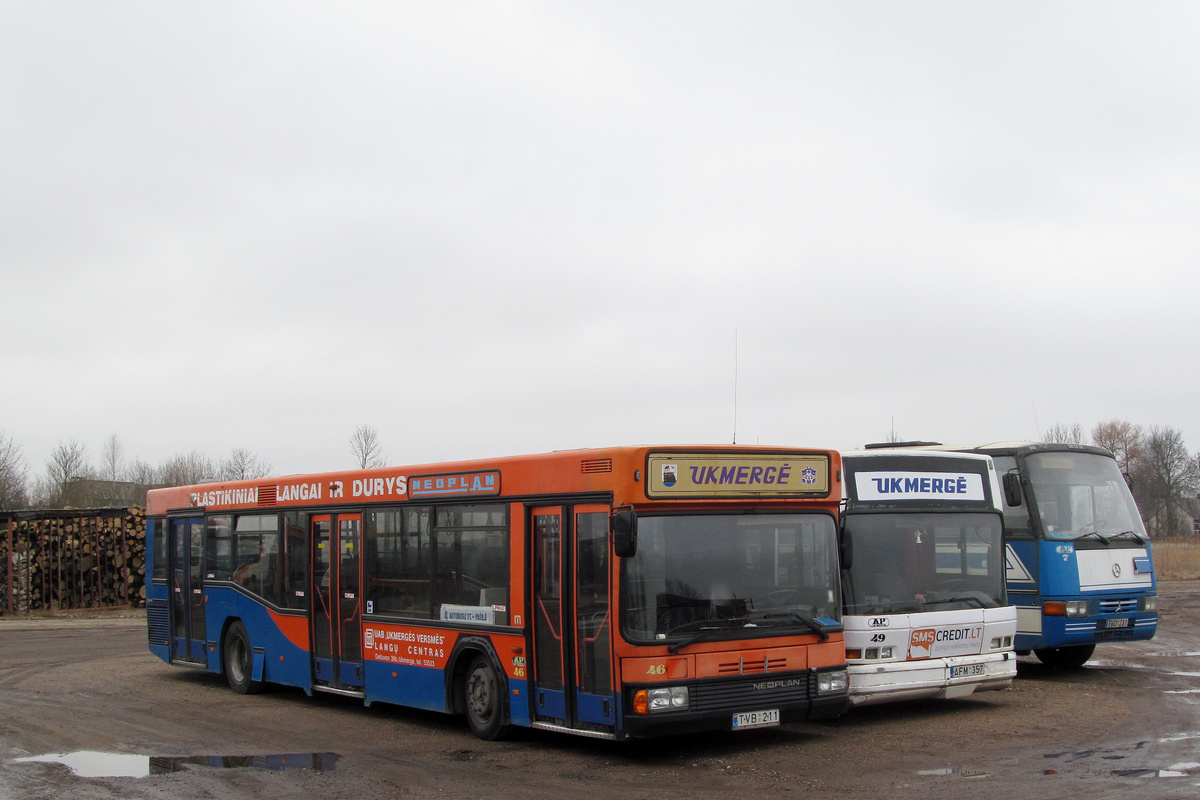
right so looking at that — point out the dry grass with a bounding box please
[1152,539,1200,581]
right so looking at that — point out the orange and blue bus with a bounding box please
[145,445,849,740]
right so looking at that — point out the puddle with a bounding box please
[1044,742,1149,764]
[915,767,990,778]
[1042,744,1200,779]
[1112,769,1189,778]
[14,751,338,778]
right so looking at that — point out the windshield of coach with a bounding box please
[619,513,840,642]
[1026,452,1147,541]
[843,512,1005,615]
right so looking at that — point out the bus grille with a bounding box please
[580,459,613,474]
[688,672,814,713]
[147,601,170,647]
[258,485,278,506]
[1100,598,1138,614]
[716,657,789,674]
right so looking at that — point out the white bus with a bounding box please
[839,449,1017,705]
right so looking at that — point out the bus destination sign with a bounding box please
[647,453,830,498]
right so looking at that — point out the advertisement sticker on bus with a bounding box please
[646,452,830,498]
[363,624,457,669]
[908,625,985,659]
[409,470,501,499]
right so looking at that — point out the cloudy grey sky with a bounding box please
[3,1,1198,479]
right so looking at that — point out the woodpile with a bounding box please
[2,507,146,615]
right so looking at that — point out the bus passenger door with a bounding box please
[531,505,615,732]
[169,517,206,664]
[311,513,364,692]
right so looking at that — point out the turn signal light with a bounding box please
[1043,601,1067,616]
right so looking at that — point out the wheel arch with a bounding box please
[446,635,508,721]
[218,616,245,679]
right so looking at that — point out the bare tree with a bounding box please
[156,451,217,487]
[1133,426,1200,537]
[218,448,274,481]
[1042,422,1085,444]
[0,430,29,510]
[41,439,92,507]
[99,433,125,481]
[350,424,386,469]
[1091,419,1144,473]
[124,458,158,486]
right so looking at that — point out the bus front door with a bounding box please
[531,505,615,732]
[311,513,364,692]
[169,517,206,664]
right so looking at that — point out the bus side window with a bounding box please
[232,514,282,606]
[284,512,309,609]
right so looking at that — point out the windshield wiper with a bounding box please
[923,594,989,609]
[667,622,749,654]
[756,612,830,641]
[1110,530,1146,543]
[1072,531,1111,546]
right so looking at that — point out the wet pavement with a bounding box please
[2,583,1199,799]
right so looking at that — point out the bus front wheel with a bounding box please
[224,620,264,694]
[1034,644,1095,669]
[464,656,510,740]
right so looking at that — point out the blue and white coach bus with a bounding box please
[839,449,1016,705]
[928,442,1157,669]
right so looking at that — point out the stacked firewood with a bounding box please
[1,507,146,614]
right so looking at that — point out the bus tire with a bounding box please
[1034,644,1095,669]
[464,656,510,740]
[224,620,264,694]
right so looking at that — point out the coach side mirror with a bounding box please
[611,506,637,558]
[1003,472,1023,507]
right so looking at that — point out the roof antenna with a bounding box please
[732,327,738,444]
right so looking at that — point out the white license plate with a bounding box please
[1105,618,1131,628]
[732,709,780,730]
[951,663,987,678]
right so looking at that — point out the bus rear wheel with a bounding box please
[464,656,510,740]
[224,620,264,694]
[1034,644,1095,669]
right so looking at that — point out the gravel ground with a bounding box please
[2,583,1198,800]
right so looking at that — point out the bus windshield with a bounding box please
[842,512,1005,615]
[619,513,840,643]
[1025,452,1148,542]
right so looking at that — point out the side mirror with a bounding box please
[611,506,637,558]
[1003,472,1023,507]
[840,528,853,570]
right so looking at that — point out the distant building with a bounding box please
[60,478,160,509]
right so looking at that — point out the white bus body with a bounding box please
[841,450,1017,706]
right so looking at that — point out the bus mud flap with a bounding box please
[252,646,266,682]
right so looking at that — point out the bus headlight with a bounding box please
[633,687,689,714]
[1045,600,1089,617]
[1140,595,1158,613]
[1065,600,1089,617]
[817,670,848,695]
